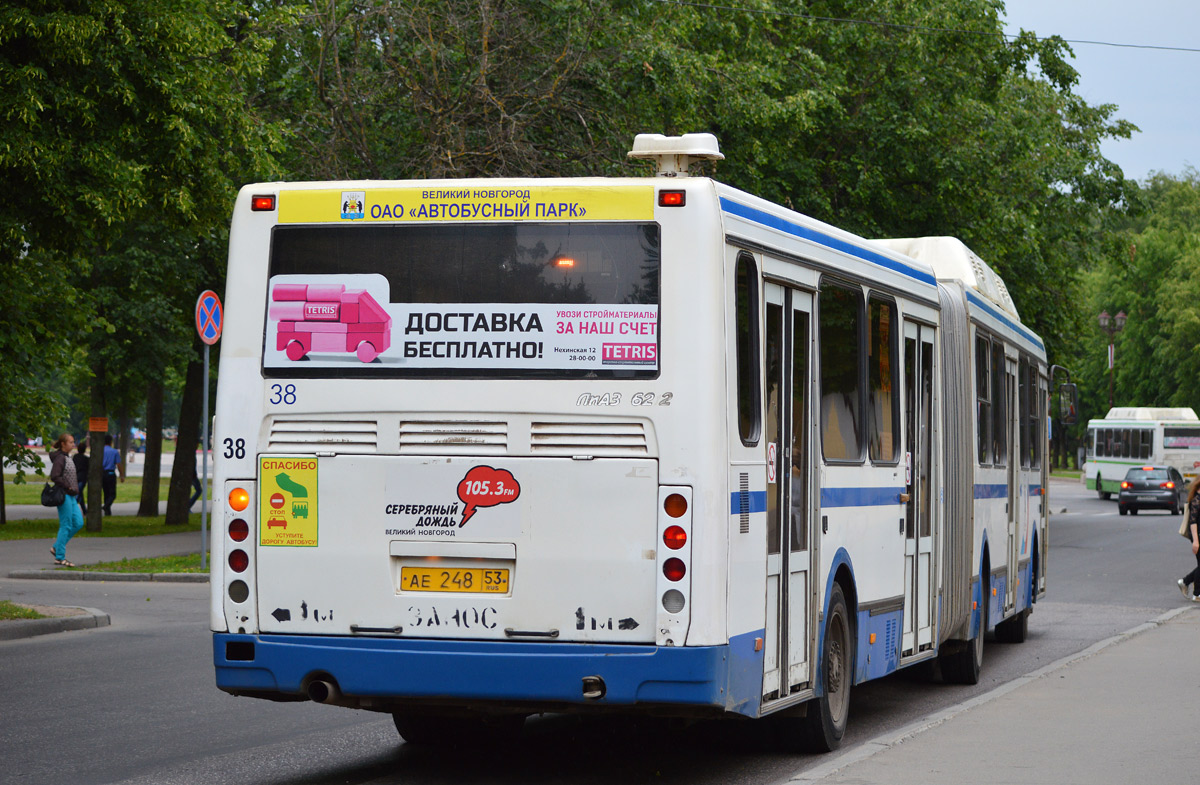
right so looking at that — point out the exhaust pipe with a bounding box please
[307,679,343,704]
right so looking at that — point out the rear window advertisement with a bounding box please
[265,274,658,373]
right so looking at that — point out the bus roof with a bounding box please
[1101,407,1199,422]
[869,236,1019,320]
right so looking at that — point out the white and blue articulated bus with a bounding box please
[211,134,1070,750]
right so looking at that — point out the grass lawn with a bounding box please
[0,600,45,620]
[0,513,204,540]
[75,553,207,573]
[1050,469,1082,480]
[3,474,209,506]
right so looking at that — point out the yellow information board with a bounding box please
[259,457,318,547]
[279,185,654,224]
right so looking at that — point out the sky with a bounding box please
[1000,0,1199,182]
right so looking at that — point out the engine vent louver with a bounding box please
[267,419,378,454]
[399,421,508,455]
[530,422,648,457]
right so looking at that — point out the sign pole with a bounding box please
[201,343,209,571]
[195,290,223,572]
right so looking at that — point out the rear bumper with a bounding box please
[214,632,763,717]
[1117,492,1177,509]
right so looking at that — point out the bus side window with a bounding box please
[819,281,864,462]
[992,340,1006,466]
[976,335,992,465]
[735,254,761,446]
[867,295,898,463]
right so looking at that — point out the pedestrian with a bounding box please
[1178,474,1200,602]
[101,434,123,515]
[48,433,84,567]
[189,465,203,511]
[72,439,90,515]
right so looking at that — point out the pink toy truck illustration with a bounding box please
[270,283,392,363]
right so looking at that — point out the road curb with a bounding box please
[789,605,1197,782]
[6,570,208,583]
[0,607,111,641]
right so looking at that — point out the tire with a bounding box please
[800,583,853,752]
[392,712,524,747]
[941,576,987,685]
[1119,505,1128,516]
[1130,508,1138,516]
[1097,475,1110,500]
[994,608,1029,643]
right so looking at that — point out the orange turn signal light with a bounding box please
[664,493,688,518]
[228,487,250,512]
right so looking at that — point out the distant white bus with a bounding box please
[211,133,1072,752]
[1084,407,1200,498]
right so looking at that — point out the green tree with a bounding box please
[1,0,283,526]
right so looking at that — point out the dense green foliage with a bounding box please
[1073,171,1200,423]
[1,0,1192,477]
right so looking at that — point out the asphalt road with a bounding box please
[0,477,1188,785]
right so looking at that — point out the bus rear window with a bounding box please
[264,223,660,378]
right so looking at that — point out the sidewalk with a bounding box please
[2,501,207,580]
[792,606,1199,784]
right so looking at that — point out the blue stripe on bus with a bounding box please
[964,289,1045,352]
[719,198,938,288]
[974,484,1044,499]
[974,483,1008,499]
[729,490,767,515]
[820,486,906,507]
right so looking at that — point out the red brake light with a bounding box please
[229,518,249,542]
[663,557,686,581]
[251,194,276,211]
[228,549,249,573]
[663,525,687,550]
[1163,482,1175,489]
[1121,481,1130,489]
[658,190,686,207]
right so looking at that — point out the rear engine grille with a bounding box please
[267,419,378,454]
[530,422,648,457]
[399,421,508,455]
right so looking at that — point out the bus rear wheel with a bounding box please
[940,581,986,685]
[801,583,852,752]
[995,608,1029,643]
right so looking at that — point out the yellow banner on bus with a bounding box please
[259,457,319,547]
[278,185,654,224]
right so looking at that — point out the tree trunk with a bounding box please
[166,351,204,525]
[139,381,164,517]
[86,381,105,532]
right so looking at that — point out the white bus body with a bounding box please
[1084,407,1200,498]
[211,135,1051,749]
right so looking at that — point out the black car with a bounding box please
[1117,465,1185,515]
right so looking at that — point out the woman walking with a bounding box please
[48,433,84,567]
[1178,474,1200,601]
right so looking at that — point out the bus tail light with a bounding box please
[663,525,687,549]
[658,190,686,207]
[250,194,276,211]
[221,480,258,634]
[656,486,693,646]
[229,549,249,573]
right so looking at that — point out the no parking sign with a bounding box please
[196,290,223,345]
